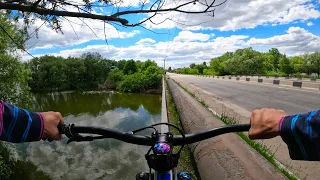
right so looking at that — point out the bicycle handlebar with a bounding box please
[58,123,251,146]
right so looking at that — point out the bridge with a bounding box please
[164,73,320,180]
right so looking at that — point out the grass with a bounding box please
[165,78,201,180]
[171,78,299,180]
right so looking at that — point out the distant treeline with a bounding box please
[174,48,320,78]
[27,52,163,93]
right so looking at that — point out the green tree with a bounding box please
[0,13,26,54]
[279,56,293,74]
[0,54,32,107]
[189,63,196,69]
[290,56,305,73]
[141,60,157,71]
[310,52,320,77]
[269,48,281,72]
[168,67,172,72]
[123,60,138,75]
[117,60,127,70]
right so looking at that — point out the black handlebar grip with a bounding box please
[57,123,65,134]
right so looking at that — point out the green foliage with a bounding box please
[176,67,198,74]
[0,54,32,107]
[123,59,138,75]
[0,12,50,179]
[178,47,320,77]
[140,59,157,71]
[27,55,162,93]
[118,65,162,92]
[279,56,293,74]
[0,12,26,54]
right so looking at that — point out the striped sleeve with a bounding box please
[0,101,44,143]
[279,110,320,161]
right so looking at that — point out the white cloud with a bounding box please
[25,18,140,50]
[173,31,210,42]
[307,22,314,26]
[247,26,320,54]
[145,0,320,31]
[135,38,156,45]
[24,34,249,68]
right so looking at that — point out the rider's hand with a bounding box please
[40,112,64,141]
[249,108,287,140]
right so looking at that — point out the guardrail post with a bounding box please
[293,81,302,88]
[273,80,280,85]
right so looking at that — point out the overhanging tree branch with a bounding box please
[0,2,129,25]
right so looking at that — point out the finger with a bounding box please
[276,109,285,113]
[55,112,64,124]
[248,129,257,140]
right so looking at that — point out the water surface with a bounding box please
[14,91,161,180]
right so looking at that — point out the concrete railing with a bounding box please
[196,75,320,90]
[161,76,168,133]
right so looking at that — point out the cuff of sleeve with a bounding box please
[279,115,303,160]
[37,113,44,140]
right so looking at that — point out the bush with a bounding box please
[295,72,302,78]
[117,65,162,92]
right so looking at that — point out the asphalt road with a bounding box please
[171,74,320,115]
[168,73,320,179]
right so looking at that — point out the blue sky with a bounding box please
[23,0,320,68]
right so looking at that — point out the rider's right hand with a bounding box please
[248,108,287,140]
[40,112,64,141]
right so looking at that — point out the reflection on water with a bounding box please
[13,92,161,180]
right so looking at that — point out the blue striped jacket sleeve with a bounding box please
[279,110,320,161]
[0,101,44,143]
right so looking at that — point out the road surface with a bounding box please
[171,74,320,115]
[168,73,320,180]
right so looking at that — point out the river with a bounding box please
[13,91,161,180]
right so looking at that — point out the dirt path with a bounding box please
[166,77,285,180]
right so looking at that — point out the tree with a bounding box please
[117,60,127,70]
[0,12,26,54]
[279,56,293,74]
[141,60,157,71]
[269,48,281,72]
[0,0,226,33]
[195,64,206,74]
[0,54,32,107]
[290,56,304,74]
[203,61,207,66]
[189,63,196,69]
[310,52,320,77]
[0,12,31,107]
[168,67,172,72]
[123,60,138,75]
